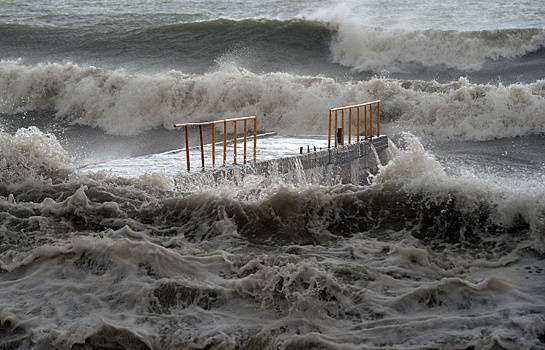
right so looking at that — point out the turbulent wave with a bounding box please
[1,60,545,140]
[0,127,73,185]
[1,19,545,72]
[2,7,545,349]
[1,130,544,349]
[1,129,543,248]
[330,25,545,71]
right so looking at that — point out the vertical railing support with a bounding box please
[348,108,352,144]
[356,106,360,143]
[243,119,247,164]
[328,110,332,149]
[199,125,205,170]
[340,109,345,145]
[223,120,227,166]
[377,101,381,136]
[253,118,257,162]
[233,120,237,165]
[211,123,216,167]
[369,104,374,138]
[334,110,338,147]
[364,105,368,140]
[184,125,190,171]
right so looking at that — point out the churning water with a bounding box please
[1,1,545,349]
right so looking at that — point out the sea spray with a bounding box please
[330,25,545,71]
[0,126,73,185]
[2,60,545,140]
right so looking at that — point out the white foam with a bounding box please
[301,2,545,71]
[330,24,545,71]
[0,126,73,185]
[2,60,545,141]
[1,135,544,348]
[373,133,545,248]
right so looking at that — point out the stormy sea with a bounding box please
[1,1,545,349]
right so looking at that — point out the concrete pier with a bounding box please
[82,97,388,186]
[217,135,389,185]
[168,100,387,185]
[80,135,389,186]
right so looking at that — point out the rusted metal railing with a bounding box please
[327,100,381,148]
[174,116,257,171]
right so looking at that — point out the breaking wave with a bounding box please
[330,25,545,71]
[1,19,545,72]
[1,129,543,248]
[1,60,545,140]
[2,8,545,349]
[0,127,73,185]
[1,128,545,349]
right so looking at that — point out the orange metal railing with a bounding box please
[174,116,257,171]
[327,100,381,148]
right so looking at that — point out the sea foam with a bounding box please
[1,60,545,141]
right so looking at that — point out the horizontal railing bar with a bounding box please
[220,116,256,123]
[173,115,256,128]
[159,132,275,155]
[173,121,214,127]
[328,100,381,112]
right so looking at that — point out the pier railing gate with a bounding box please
[174,116,257,172]
[328,100,381,148]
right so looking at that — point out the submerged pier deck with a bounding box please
[79,135,326,177]
[80,134,389,184]
[81,100,389,184]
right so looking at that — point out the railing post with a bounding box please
[175,115,260,170]
[364,105,368,140]
[334,110,338,147]
[369,103,374,138]
[340,109,345,145]
[199,125,205,170]
[233,120,237,165]
[223,120,227,166]
[211,123,216,167]
[253,117,257,162]
[328,110,332,149]
[324,100,381,146]
[356,106,360,142]
[243,119,247,164]
[377,101,381,136]
[184,125,190,171]
[348,108,352,144]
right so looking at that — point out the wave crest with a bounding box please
[331,25,545,71]
[1,19,545,72]
[0,127,73,185]
[2,60,545,140]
